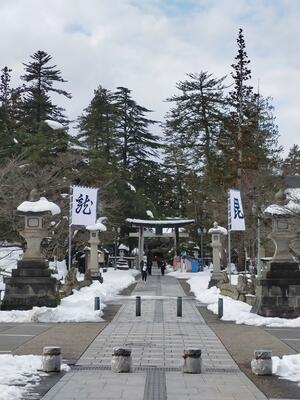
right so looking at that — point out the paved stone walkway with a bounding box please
[41,270,268,400]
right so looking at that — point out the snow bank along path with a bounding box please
[0,268,139,323]
[0,354,69,400]
[169,269,300,386]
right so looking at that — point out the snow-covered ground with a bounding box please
[273,353,300,386]
[169,268,300,385]
[0,246,139,323]
[0,354,69,400]
[0,268,139,323]
[169,268,300,328]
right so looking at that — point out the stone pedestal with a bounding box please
[252,262,300,318]
[2,260,58,310]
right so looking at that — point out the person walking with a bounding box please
[140,259,148,282]
[160,260,166,276]
[147,258,152,275]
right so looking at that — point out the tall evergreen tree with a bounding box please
[283,145,300,175]
[165,72,227,175]
[19,50,72,161]
[113,87,159,171]
[77,86,118,163]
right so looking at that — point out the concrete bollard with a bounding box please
[111,347,132,373]
[251,349,272,375]
[182,349,202,373]
[136,296,141,317]
[94,297,100,311]
[177,296,182,317]
[218,298,223,319]
[42,346,62,372]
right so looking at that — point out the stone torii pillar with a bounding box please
[208,222,228,288]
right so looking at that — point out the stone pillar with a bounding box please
[42,346,62,372]
[251,350,272,376]
[111,347,132,373]
[208,222,227,288]
[88,230,100,278]
[182,349,202,373]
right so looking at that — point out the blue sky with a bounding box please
[0,0,299,155]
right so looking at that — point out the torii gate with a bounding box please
[126,218,195,267]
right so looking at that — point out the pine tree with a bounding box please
[165,72,227,175]
[0,67,26,159]
[18,50,72,163]
[20,50,71,132]
[77,85,118,163]
[113,87,159,171]
[283,145,300,174]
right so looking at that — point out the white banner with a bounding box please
[71,186,98,226]
[229,189,245,231]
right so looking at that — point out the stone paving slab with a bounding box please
[41,271,268,400]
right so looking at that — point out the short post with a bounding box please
[218,298,223,319]
[177,296,182,317]
[111,347,132,373]
[94,297,100,311]
[182,349,202,373]
[251,349,272,375]
[136,296,141,316]
[42,346,62,372]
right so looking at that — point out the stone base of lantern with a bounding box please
[1,260,59,310]
[251,262,300,318]
[208,272,224,288]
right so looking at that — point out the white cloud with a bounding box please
[0,0,299,154]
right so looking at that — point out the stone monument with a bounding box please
[208,222,228,288]
[86,217,107,279]
[1,190,61,310]
[252,176,300,317]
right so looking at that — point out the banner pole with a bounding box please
[228,191,231,284]
[68,186,73,271]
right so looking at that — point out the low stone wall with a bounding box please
[219,273,256,304]
[59,268,93,298]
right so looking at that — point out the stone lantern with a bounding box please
[118,244,129,260]
[208,222,227,288]
[2,189,61,310]
[86,218,107,279]
[252,176,300,318]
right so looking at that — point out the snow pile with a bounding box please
[0,269,139,323]
[17,197,61,215]
[273,353,300,385]
[265,188,300,216]
[45,119,64,130]
[171,269,300,328]
[86,217,107,232]
[0,354,70,400]
[146,210,154,218]
[127,182,136,192]
[0,354,43,400]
